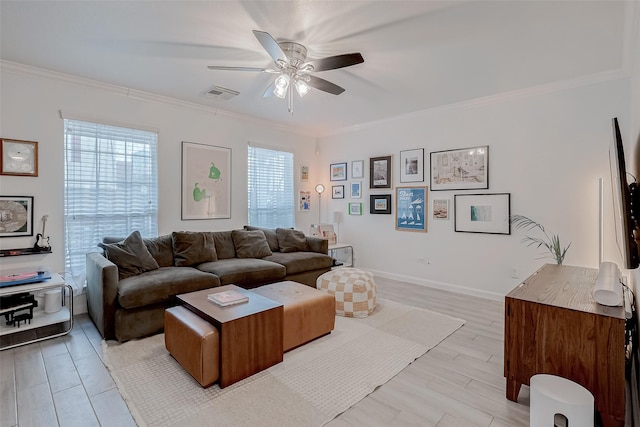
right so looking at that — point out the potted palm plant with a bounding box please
[510,215,571,265]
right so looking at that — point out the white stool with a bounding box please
[530,374,594,427]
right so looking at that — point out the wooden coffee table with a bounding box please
[177,285,283,388]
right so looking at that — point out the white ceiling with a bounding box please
[0,1,635,135]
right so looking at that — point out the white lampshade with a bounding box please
[295,78,311,97]
[273,74,290,98]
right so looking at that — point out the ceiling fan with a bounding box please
[207,30,364,114]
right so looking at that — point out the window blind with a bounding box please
[63,119,158,287]
[247,145,295,228]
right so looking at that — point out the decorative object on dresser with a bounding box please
[504,264,626,427]
[430,145,488,191]
[0,138,38,177]
[510,214,570,264]
[369,155,391,189]
[181,141,231,220]
[400,148,424,183]
[395,186,427,232]
[454,193,510,235]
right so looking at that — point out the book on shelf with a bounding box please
[208,289,249,307]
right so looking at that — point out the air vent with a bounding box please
[202,85,239,101]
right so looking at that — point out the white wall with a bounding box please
[319,79,631,299]
[0,64,319,276]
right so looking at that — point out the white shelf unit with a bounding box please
[328,243,353,268]
[0,273,73,350]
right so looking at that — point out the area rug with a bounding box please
[102,298,464,427]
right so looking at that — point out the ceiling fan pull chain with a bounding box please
[288,83,294,114]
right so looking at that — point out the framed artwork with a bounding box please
[432,199,450,220]
[454,193,511,234]
[370,194,392,214]
[348,202,362,216]
[400,148,424,183]
[332,185,345,199]
[396,186,428,232]
[350,181,362,198]
[0,195,34,237]
[1,139,38,177]
[430,146,489,191]
[330,162,347,181]
[299,190,311,211]
[300,163,309,182]
[181,141,231,220]
[370,155,392,189]
[351,160,364,179]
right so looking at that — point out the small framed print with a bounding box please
[299,190,311,211]
[370,155,391,189]
[400,148,424,183]
[348,202,362,216]
[1,139,38,177]
[330,162,347,181]
[432,199,450,220]
[332,185,345,199]
[0,195,34,237]
[370,194,392,214]
[300,163,309,182]
[350,181,362,198]
[454,193,510,234]
[351,160,364,178]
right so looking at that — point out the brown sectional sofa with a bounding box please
[86,227,332,341]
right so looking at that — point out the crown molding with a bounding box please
[0,60,316,138]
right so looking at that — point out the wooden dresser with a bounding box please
[504,264,626,427]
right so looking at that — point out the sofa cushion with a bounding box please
[231,229,272,258]
[264,252,333,275]
[117,266,220,309]
[197,258,285,288]
[244,225,279,252]
[172,231,217,267]
[276,228,309,253]
[212,231,236,260]
[98,231,160,280]
[143,234,174,267]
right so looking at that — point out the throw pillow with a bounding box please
[243,225,279,252]
[172,231,218,267]
[231,229,273,258]
[98,231,160,280]
[276,228,309,253]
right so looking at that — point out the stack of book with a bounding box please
[207,290,249,307]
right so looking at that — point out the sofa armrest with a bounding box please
[306,236,328,254]
[86,252,119,340]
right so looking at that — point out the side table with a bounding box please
[328,243,353,268]
[0,273,73,350]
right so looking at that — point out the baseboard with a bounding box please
[367,268,504,302]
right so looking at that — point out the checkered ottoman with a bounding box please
[316,268,377,318]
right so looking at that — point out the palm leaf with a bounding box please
[511,214,571,265]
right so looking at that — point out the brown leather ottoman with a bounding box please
[252,280,335,351]
[164,306,219,387]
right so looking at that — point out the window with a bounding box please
[247,145,294,228]
[63,119,158,287]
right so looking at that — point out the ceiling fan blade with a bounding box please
[307,75,345,95]
[263,81,276,98]
[302,53,364,72]
[207,66,278,73]
[252,30,288,65]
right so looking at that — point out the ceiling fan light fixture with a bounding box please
[294,78,311,97]
[273,74,290,98]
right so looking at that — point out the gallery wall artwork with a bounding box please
[454,193,510,234]
[430,146,488,191]
[181,142,231,220]
[299,190,311,211]
[370,155,391,189]
[0,195,34,237]
[395,186,427,232]
[1,139,38,177]
[400,148,424,183]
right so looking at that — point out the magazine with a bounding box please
[208,290,249,307]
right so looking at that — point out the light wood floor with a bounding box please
[0,277,530,427]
